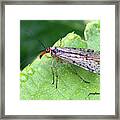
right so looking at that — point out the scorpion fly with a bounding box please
[39,46,100,88]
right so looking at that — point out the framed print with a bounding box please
[0,0,120,119]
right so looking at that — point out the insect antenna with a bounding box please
[20,39,48,70]
[37,39,51,59]
[38,40,46,50]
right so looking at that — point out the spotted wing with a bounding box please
[54,47,100,74]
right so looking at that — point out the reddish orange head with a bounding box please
[45,48,50,53]
[39,47,51,59]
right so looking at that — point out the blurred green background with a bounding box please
[20,20,89,70]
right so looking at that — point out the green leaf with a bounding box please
[20,32,100,100]
[84,20,100,50]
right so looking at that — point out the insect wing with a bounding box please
[52,47,100,74]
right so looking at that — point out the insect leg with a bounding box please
[88,92,100,96]
[69,65,90,83]
[51,66,55,84]
[51,58,59,88]
[55,66,58,89]
[44,54,52,59]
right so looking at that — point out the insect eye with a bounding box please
[46,48,50,53]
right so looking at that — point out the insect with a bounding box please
[39,46,100,88]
